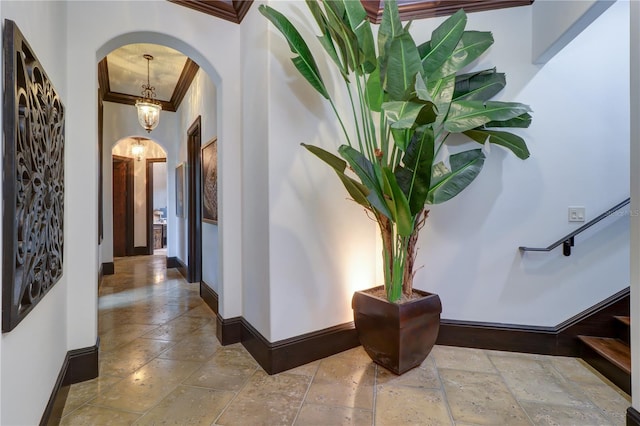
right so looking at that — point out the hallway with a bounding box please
[60,256,630,425]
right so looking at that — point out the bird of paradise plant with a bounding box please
[260,0,531,303]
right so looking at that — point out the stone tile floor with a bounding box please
[60,255,631,425]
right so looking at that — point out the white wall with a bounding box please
[532,0,615,64]
[153,162,168,213]
[0,2,70,424]
[176,68,219,288]
[262,1,629,341]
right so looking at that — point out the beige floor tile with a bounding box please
[143,315,213,341]
[375,385,452,425]
[490,354,598,408]
[100,324,159,352]
[286,360,321,377]
[519,400,612,426]
[91,358,202,413]
[183,304,216,318]
[578,382,630,425]
[216,370,310,425]
[550,357,612,385]
[62,375,123,416]
[183,344,258,391]
[99,338,176,377]
[133,385,234,425]
[376,355,441,388]
[60,404,141,425]
[294,403,372,425]
[439,368,530,425]
[304,350,375,409]
[158,332,221,362]
[431,345,496,373]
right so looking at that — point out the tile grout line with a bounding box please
[290,358,321,425]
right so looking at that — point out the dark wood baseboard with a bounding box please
[41,338,100,425]
[217,315,243,346]
[102,262,114,276]
[133,246,148,256]
[166,256,179,269]
[242,320,360,374]
[175,257,187,279]
[200,281,218,314]
[438,287,630,357]
[627,406,640,426]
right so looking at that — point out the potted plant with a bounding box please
[260,0,531,374]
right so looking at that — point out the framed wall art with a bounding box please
[201,138,218,224]
[2,20,65,332]
[176,162,185,218]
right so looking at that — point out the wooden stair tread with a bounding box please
[614,315,630,326]
[578,336,630,374]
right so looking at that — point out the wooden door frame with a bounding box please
[187,116,202,283]
[112,155,134,257]
[146,158,167,255]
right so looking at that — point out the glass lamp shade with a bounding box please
[135,99,162,133]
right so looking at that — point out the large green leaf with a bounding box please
[485,112,532,128]
[427,149,485,204]
[383,101,425,129]
[428,74,456,129]
[306,0,348,78]
[385,33,423,101]
[444,101,532,133]
[338,145,392,218]
[395,125,434,214]
[463,129,530,159]
[421,9,466,78]
[378,0,403,86]
[453,68,505,101]
[382,167,413,236]
[432,31,494,80]
[342,0,376,73]
[322,0,360,73]
[302,143,373,208]
[259,5,330,99]
[365,67,383,111]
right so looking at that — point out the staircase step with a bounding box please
[578,335,631,395]
[614,315,630,326]
[578,336,630,373]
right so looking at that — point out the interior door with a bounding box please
[113,156,133,257]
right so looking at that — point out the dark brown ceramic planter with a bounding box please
[352,286,442,375]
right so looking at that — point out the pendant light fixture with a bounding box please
[135,54,162,133]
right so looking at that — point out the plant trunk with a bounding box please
[379,214,394,296]
[403,209,429,297]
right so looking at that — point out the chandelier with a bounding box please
[135,54,162,133]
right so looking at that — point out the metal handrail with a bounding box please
[519,198,630,256]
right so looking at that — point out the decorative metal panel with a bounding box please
[2,20,65,332]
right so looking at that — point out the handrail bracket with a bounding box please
[562,236,574,256]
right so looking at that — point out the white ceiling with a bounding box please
[106,43,188,101]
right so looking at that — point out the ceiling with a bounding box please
[99,1,533,113]
[99,43,199,113]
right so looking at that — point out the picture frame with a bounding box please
[175,162,185,218]
[2,20,65,332]
[201,138,218,224]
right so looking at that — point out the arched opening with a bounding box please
[111,137,167,257]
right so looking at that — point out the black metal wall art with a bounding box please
[2,20,65,332]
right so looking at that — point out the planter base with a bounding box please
[352,286,442,375]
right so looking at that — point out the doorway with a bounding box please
[146,158,168,255]
[186,116,202,283]
[112,155,134,257]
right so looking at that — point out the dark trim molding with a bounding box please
[186,116,202,283]
[217,315,243,346]
[627,406,640,426]
[102,262,114,276]
[133,246,149,256]
[168,0,253,24]
[166,256,179,269]
[175,257,188,279]
[40,339,99,425]
[170,59,200,108]
[112,155,134,257]
[200,281,219,314]
[242,320,360,375]
[437,287,630,357]
[361,0,533,23]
